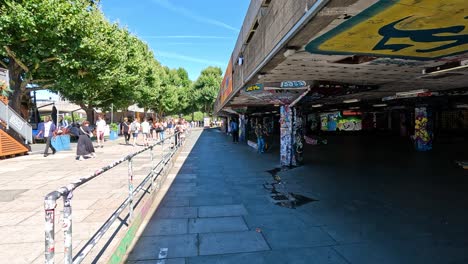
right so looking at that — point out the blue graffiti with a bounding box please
[374,16,468,53]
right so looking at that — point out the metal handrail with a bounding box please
[44,132,183,264]
[0,101,33,143]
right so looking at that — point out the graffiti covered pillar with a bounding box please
[280,105,293,166]
[414,107,433,151]
[292,107,304,166]
[239,114,246,142]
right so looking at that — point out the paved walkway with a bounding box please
[2,128,467,263]
[127,129,468,264]
[0,133,179,264]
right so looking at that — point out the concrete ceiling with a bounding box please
[225,0,468,111]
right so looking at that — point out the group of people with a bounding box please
[229,119,269,153]
[36,114,194,161]
[120,117,190,147]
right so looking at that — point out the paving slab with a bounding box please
[187,247,348,264]
[127,234,198,260]
[188,217,248,233]
[198,204,248,217]
[261,227,336,249]
[127,258,186,264]
[198,231,270,256]
[154,207,198,219]
[142,218,188,236]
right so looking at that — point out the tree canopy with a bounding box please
[0,0,224,122]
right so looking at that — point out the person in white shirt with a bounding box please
[141,117,151,147]
[35,116,57,157]
[130,118,141,147]
[95,115,106,148]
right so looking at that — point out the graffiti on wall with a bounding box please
[320,112,341,131]
[337,117,362,131]
[414,107,432,151]
[280,106,292,166]
[219,57,233,105]
[292,107,304,166]
[305,0,468,60]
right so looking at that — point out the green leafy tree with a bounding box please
[0,0,95,113]
[193,66,223,115]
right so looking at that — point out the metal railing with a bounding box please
[0,100,33,143]
[44,132,183,264]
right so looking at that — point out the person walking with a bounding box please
[96,115,106,148]
[130,118,141,147]
[141,117,151,147]
[230,119,239,143]
[255,123,265,153]
[36,116,56,157]
[121,117,130,145]
[76,121,96,161]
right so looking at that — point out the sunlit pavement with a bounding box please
[127,129,468,264]
[0,134,178,264]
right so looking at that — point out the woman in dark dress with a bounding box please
[76,121,96,161]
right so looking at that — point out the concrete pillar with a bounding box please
[280,105,293,166]
[279,106,304,166]
[414,107,433,151]
[239,114,246,142]
[292,107,304,166]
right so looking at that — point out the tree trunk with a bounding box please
[7,59,24,114]
[192,111,195,121]
[80,104,95,124]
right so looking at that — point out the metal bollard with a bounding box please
[128,158,134,220]
[44,196,58,264]
[63,191,73,264]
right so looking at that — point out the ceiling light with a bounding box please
[373,104,387,107]
[274,104,280,107]
[349,106,360,110]
[422,60,468,74]
[396,89,427,96]
[343,99,360,103]
[272,111,277,113]
[312,104,323,108]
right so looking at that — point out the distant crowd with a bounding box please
[35,115,201,161]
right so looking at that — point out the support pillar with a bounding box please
[280,105,293,166]
[414,106,433,151]
[239,114,246,142]
[292,107,304,166]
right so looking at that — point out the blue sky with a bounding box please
[101,0,250,81]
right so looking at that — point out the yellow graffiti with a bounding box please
[245,84,262,92]
[309,0,468,59]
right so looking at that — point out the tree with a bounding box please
[193,66,223,115]
[0,0,95,113]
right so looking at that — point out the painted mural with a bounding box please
[280,106,292,166]
[337,117,362,131]
[219,57,233,105]
[414,107,433,151]
[306,0,468,60]
[320,112,363,132]
[320,112,340,131]
[292,107,304,166]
